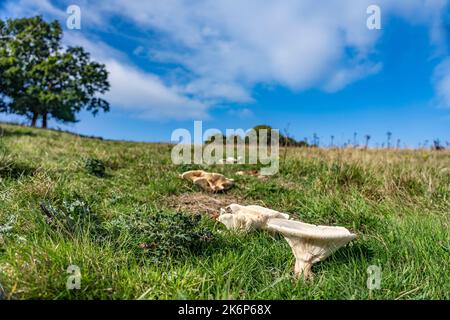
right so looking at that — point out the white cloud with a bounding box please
[323,62,383,92]
[89,0,448,101]
[0,0,64,20]
[62,33,209,120]
[182,79,254,103]
[105,59,208,119]
[433,58,450,108]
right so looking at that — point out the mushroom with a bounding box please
[244,205,290,220]
[218,156,243,164]
[236,169,259,176]
[235,170,267,179]
[218,204,289,231]
[181,170,234,192]
[218,211,267,232]
[266,218,356,280]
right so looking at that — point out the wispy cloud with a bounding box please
[227,108,254,119]
[433,58,450,108]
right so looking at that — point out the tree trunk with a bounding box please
[31,112,38,127]
[42,113,48,129]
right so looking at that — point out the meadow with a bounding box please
[0,123,448,299]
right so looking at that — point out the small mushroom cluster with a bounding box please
[218,204,356,280]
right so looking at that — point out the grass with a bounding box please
[0,122,449,300]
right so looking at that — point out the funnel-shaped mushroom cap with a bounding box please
[181,170,234,192]
[218,212,267,232]
[218,204,289,231]
[244,205,290,220]
[224,204,289,219]
[266,218,356,280]
[180,170,206,180]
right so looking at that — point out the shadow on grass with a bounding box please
[0,161,35,179]
[0,127,37,138]
[324,241,376,266]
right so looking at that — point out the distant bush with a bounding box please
[84,158,106,177]
[107,211,214,262]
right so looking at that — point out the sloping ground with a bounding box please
[0,123,449,299]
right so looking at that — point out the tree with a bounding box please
[0,16,109,128]
[250,124,306,147]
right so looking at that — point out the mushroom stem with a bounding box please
[286,237,315,280]
[294,259,313,280]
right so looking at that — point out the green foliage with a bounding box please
[39,197,215,263]
[0,16,110,127]
[252,124,308,147]
[84,157,106,177]
[0,215,16,237]
[40,198,102,236]
[107,211,214,263]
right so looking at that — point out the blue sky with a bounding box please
[1,0,449,147]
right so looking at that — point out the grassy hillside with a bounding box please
[0,123,449,299]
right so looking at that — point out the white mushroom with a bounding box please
[218,156,242,164]
[218,212,267,232]
[235,170,267,179]
[218,204,289,231]
[266,218,356,280]
[181,170,234,192]
[180,170,205,181]
[244,205,290,220]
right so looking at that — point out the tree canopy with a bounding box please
[0,16,110,128]
[252,125,308,147]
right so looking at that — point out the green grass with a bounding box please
[0,123,449,299]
